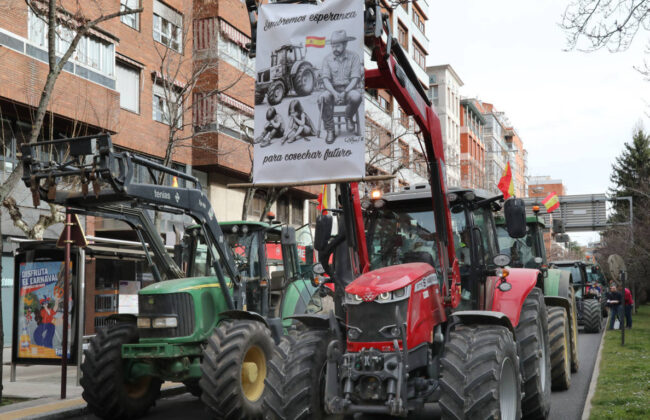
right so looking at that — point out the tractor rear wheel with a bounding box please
[282,329,339,420]
[199,319,284,420]
[515,287,551,420]
[81,323,162,420]
[583,299,602,333]
[255,90,266,105]
[548,307,571,391]
[293,66,315,96]
[439,325,521,420]
[569,287,579,372]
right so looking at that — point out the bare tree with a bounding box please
[561,0,650,78]
[0,0,142,398]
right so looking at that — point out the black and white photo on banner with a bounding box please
[253,0,365,184]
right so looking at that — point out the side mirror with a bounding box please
[504,198,526,238]
[280,226,297,246]
[314,214,333,251]
[493,254,511,267]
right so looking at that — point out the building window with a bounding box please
[309,201,318,226]
[28,9,115,77]
[116,62,140,113]
[153,83,182,127]
[218,36,254,77]
[153,0,182,53]
[413,41,426,69]
[248,191,266,219]
[277,197,290,223]
[120,0,140,30]
[378,95,391,112]
[291,199,304,226]
[397,21,408,50]
[412,7,425,33]
[399,140,409,168]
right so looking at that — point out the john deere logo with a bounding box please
[148,297,155,305]
[175,192,180,203]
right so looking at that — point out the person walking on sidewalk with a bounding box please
[606,284,623,330]
[624,286,634,329]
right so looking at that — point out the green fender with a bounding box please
[544,269,571,299]
[280,279,319,328]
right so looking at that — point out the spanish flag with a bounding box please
[306,36,326,48]
[317,185,328,215]
[497,161,515,199]
[542,192,560,213]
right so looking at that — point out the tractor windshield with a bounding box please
[365,198,440,273]
[587,266,607,286]
[496,225,539,268]
[225,230,263,282]
[556,265,585,298]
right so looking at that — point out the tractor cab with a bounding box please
[552,261,591,299]
[495,215,546,270]
[181,220,320,326]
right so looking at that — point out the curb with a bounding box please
[581,322,607,420]
[1,384,188,420]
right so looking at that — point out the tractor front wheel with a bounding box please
[199,319,284,420]
[439,325,522,420]
[283,329,339,420]
[267,82,285,105]
[293,66,315,96]
[255,89,266,105]
[583,299,602,333]
[548,306,571,390]
[515,287,551,420]
[80,323,162,420]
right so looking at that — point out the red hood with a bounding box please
[346,263,435,302]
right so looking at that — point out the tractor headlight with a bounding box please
[137,317,151,329]
[377,292,391,301]
[152,317,178,328]
[345,292,362,303]
[393,286,408,299]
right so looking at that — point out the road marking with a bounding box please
[2,398,85,420]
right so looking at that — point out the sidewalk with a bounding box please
[0,347,185,419]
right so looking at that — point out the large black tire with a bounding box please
[199,319,284,420]
[81,324,162,420]
[255,90,266,105]
[282,329,339,420]
[568,287,579,373]
[547,307,571,391]
[601,297,608,318]
[515,287,551,419]
[583,299,602,333]
[293,66,316,96]
[439,325,522,420]
[267,82,285,105]
[183,380,202,397]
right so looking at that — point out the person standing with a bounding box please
[624,286,634,329]
[605,284,623,330]
[319,30,363,144]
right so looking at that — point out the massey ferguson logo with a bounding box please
[154,190,171,200]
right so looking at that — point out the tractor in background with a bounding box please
[552,260,603,333]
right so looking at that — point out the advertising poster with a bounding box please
[253,0,365,184]
[17,261,74,360]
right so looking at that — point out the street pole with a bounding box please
[621,270,625,346]
[61,210,72,399]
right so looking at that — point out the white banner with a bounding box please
[253,0,365,184]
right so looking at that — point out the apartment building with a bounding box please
[362,0,431,195]
[505,127,527,197]
[528,176,566,198]
[426,64,463,188]
[477,102,509,195]
[459,98,486,190]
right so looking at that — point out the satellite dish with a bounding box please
[607,254,626,278]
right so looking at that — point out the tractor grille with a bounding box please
[138,293,195,339]
[347,300,408,343]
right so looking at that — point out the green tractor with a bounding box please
[551,260,605,334]
[496,213,579,390]
[586,262,609,318]
[21,134,321,419]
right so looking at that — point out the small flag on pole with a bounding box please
[305,36,326,48]
[542,192,560,212]
[317,185,328,215]
[497,161,515,199]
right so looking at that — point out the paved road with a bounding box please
[70,321,604,420]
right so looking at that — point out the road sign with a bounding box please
[56,213,88,248]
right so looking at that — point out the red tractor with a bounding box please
[244,1,552,419]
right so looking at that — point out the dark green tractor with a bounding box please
[552,260,604,334]
[496,214,579,389]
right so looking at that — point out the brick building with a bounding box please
[459,98,486,190]
[528,176,567,257]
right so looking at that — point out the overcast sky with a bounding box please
[426,0,650,244]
